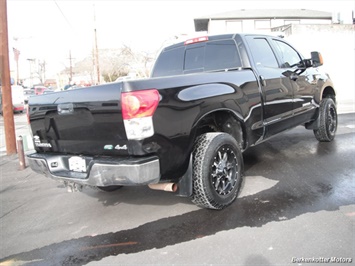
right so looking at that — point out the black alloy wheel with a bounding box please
[211,145,238,196]
[191,132,244,210]
[314,97,338,142]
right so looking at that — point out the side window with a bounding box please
[247,38,278,68]
[273,40,302,68]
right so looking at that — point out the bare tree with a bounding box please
[37,60,46,84]
[62,45,155,84]
[99,46,133,82]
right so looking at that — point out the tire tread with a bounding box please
[191,133,243,210]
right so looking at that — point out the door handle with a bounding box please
[57,103,74,115]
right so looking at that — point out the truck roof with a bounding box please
[163,33,284,51]
[163,34,237,51]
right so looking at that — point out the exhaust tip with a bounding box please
[148,183,178,192]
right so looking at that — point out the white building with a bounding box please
[194,9,332,34]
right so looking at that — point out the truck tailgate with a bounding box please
[28,83,128,156]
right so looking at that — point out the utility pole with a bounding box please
[0,0,17,155]
[68,50,74,82]
[13,47,20,84]
[38,60,46,84]
[94,28,100,85]
[93,3,100,84]
[27,58,35,88]
[41,60,46,83]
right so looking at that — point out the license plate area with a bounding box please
[68,156,87,172]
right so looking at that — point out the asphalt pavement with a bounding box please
[0,112,354,265]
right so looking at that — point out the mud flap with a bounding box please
[176,156,193,197]
[305,109,320,130]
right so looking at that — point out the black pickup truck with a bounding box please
[27,33,337,209]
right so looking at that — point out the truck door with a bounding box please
[270,39,318,125]
[246,36,294,138]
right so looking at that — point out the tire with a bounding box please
[191,132,244,210]
[96,186,123,192]
[313,97,337,142]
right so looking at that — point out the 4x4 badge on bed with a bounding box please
[115,144,127,150]
[103,144,127,150]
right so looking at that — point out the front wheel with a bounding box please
[191,133,244,210]
[313,97,337,142]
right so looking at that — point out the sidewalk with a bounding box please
[0,113,34,158]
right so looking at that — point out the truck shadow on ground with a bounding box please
[57,183,193,208]
[1,121,354,266]
[86,186,194,208]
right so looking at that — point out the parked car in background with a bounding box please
[33,86,48,95]
[11,85,25,112]
[24,89,35,104]
[0,85,25,114]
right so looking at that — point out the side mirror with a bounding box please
[311,52,323,67]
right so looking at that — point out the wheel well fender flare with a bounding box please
[191,108,246,150]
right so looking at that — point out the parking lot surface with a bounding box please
[0,113,354,265]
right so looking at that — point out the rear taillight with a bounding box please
[122,89,159,120]
[121,89,159,140]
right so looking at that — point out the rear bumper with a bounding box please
[27,153,160,187]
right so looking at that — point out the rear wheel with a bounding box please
[313,97,337,142]
[191,133,244,210]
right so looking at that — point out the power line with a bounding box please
[53,0,74,31]
[53,0,76,83]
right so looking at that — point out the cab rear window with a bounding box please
[151,46,185,77]
[151,39,242,77]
